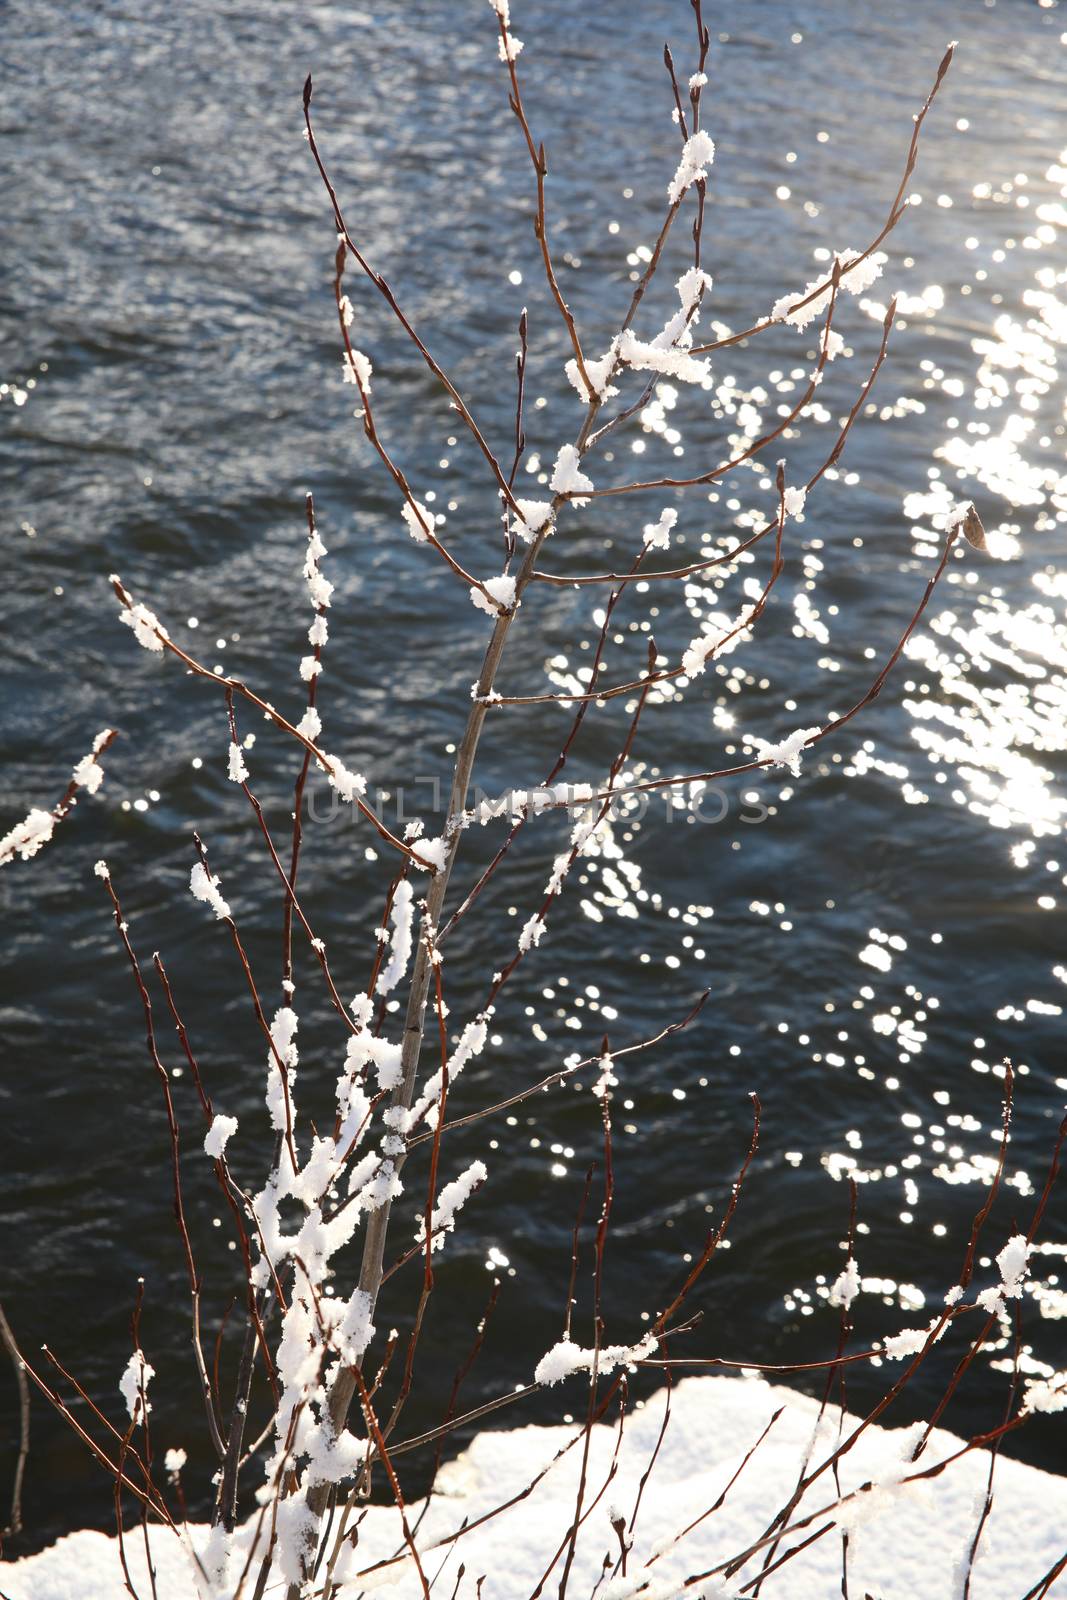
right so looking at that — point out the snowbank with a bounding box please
[4,1373,1064,1597]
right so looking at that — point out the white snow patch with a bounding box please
[6,1375,1067,1598]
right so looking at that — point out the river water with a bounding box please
[2,0,1066,1553]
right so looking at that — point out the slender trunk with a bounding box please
[291,516,551,1590]
[216,1290,267,1531]
[0,1301,30,1538]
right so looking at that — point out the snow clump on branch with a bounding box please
[676,265,714,310]
[376,879,415,997]
[667,129,715,205]
[618,326,709,385]
[771,248,887,328]
[0,809,56,867]
[783,485,807,520]
[119,1350,155,1425]
[471,574,518,616]
[323,755,367,803]
[512,498,553,543]
[1,728,114,868]
[227,741,249,783]
[401,500,438,543]
[71,729,114,796]
[551,444,595,506]
[976,1234,1029,1313]
[535,1331,657,1386]
[416,1159,488,1251]
[341,348,372,393]
[112,576,168,652]
[411,834,448,873]
[565,340,620,403]
[304,522,334,611]
[204,1114,238,1160]
[743,726,821,777]
[518,913,545,952]
[617,268,715,385]
[189,862,231,921]
[643,507,677,550]
[681,608,753,678]
[828,1257,861,1310]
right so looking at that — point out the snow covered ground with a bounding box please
[4,1373,1064,1598]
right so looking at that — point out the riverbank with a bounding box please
[3,1372,1064,1597]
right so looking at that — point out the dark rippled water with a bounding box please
[3,0,1066,1555]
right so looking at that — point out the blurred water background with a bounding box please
[2,0,1066,1552]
